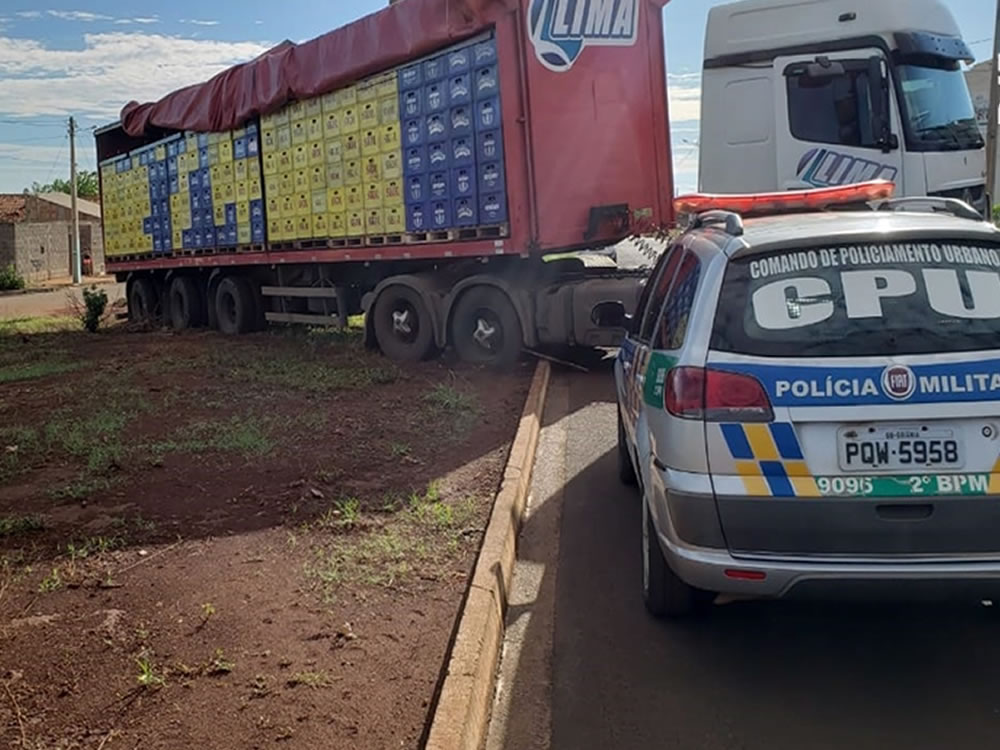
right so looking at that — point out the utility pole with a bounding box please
[987,0,1000,210]
[69,115,81,284]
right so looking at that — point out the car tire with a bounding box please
[167,276,204,331]
[128,277,160,325]
[618,407,638,487]
[642,498,705,618]
[451,286,523,370]
[373,285,436,362]
[215,276,256,335]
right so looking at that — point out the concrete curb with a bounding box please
[426,360,551,750]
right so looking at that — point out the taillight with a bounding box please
[665,367,773,422]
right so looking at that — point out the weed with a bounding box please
[39,567,63,593]
[135,625,150,642]
[149,416,274,458]
[423,384,478,413]
[389,442,411,458]
[200,602,216,622]
[0,359,82,384]
[207,649,234,676]
[0,264,25,291]
[136,657,165,689]
[204,347,400,393]
[287,671,331,689]
[0,515,44,538]
[48,477,112,501]
[80,286,109,333]
[66,535,123,560]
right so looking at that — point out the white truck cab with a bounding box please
[698,0,987,214]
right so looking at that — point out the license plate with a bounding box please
[837,424,964,472]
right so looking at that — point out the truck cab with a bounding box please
[698,0,987,214]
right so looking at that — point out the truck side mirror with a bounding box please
[868,55,896,153]
[805,56,845,79]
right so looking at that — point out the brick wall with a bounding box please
[13,222,71,284]
[0,224,14,270]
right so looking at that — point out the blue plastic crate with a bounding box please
[475,97,501,130]
[252,223,265,243]
[225,226,238,246]
[473,39,497,67]
[449,106,473,137]
[225,202,237,225]
[162,216,172,234]
[403,117,426,147]
[428,200,452,229]
[478,129,503,162]
[425,112,449,143]
[177,138,187,154]
[143,217,153,233]
[247,133,259,157]
[479,161,505,193]
[250,199,264,222]
[406,203,428,232]
[153,235,163,253]
[424,81,448,114]
[400,64,422,91]
[404,146,427,176]
[149,188,160,208]
[233,138,247,160]
[167,156,178,176]
[182,229,193,249]
[428,171,450,200]
[188,169,201,191]
[192,211,203,229]
[400,89,422,118]
[246,122,258,135]
[447,47,471,74]
[167,141,179,158]
[454,197,478,226]
[160,199,169,217]
[475,65,499,100]
[479,192,507,224]
[197,133,210,147]
[448,73,472,105]
[450,136,474,167]
[199,146,210,168]
[451,167,476,197]
[406,174,427,203]
[202,208,215,228]
[423,56,446,82]
[427,142,449,170]
[169,176,180,195]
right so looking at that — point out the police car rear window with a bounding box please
[711,241,1000,357]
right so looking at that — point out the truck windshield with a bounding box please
[898,63,984,151]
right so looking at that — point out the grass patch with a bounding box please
[0,359,82,384]
[65,534,125,561]
[422,384,480,434]
[287,671,332,689]
[136,657,166,689]
[0,514,44,538]
[39,567,63,593]
[0,316,77,336]
[203,347,399,393]
[149,415,275,458]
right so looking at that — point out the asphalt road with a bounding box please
[488,365,1000,750]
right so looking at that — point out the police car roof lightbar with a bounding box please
[674,180,896,217]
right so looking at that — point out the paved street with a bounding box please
[488,366,1000,750]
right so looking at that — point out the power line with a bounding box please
[0,119,71,127]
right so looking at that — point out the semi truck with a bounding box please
[96,0,672,368]
[698,0,987,213]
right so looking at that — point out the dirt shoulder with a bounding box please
[0,325,531,749]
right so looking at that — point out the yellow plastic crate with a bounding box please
[376,72,398,99]
[341,106,359,133]
[380,124,401,153]
[363,156,382,183]
[361,129,380,157]
[220,162,234,183]
[360,101,380,130]
[344,160,362,186]
[345,185,364,211]
[291,120,307,146]
[234,158,248,182]
[279,172,294,195]
[223,182,236,203]
[247,159,261,181]
[311,190,327,215]
[363,182,383,209]
[312,212,328,238]
[267,195,282,219]
[294,192,311,217]
[262,108,290,128]
[323,110,340,140]
[296,214,312,239]
[206,144,219,166]
[326,162,344,188]
[294,169,309,193]
[321,91,339,114]
[178,170,190,192]
[346,211,365,237]
[329,212,346,237]
[214,204,226,226]
[309,166,327,191]
[327,188,345,213]
[277,149,293,173]
[236,181,249,202]
[307,116,323,142]
[261,128,277,153]
[212,182,226,203]
[238,225,252,245]
[289,100,307,123]
[343,134,360,161]
[210,164,222,183]
[365,209,385,235]
[357,79,379,103]
[307,141,325,167]
[382,151,401,180]
[385,206,404,234]
[249,178,262,200]
[218,140,234,164]
[383,179,403,206]
[268,217,282,240]
[186,134,199,153]
[293,145,308,170]
[325,139,342,164]
[282,217,297,239]
[170,193,182,211]
[305,97,323,118]
[236,201,250,224]
[277,126,292,151]
[280,194,295,217]
[154,144,166,160]
[379,96,399,126]
[337,85,358,107]
[265,173,281,195]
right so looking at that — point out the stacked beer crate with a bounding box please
[260,71,405,244]
[100,153,153,258]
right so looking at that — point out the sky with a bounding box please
[0,0,994,196]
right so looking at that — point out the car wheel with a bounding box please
[167,276,205,331]
[451,286,523,370]
[618,407,638,487]
[215,276,256,335]
[642,498,705,618]
[373,285,436,362]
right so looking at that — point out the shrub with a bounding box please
[0,265,25,292]
[81,286,108,333]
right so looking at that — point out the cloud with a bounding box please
[114,17,159,25]
[46,10,113,22]
[14,11,42,19]
[0,32,271,120]
[180,19,220,26]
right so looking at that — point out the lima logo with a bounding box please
[528,0,640,72]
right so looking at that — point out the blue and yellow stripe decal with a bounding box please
[720,423,820,498]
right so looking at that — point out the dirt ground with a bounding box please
[0,321,531,749]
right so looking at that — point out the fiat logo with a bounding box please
[882,364,916,401]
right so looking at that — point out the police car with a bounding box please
[615,181,1000,617]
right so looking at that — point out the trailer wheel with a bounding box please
[128,277,160,326]
[167,276,204,331]
[373,285,435,362]
[215,276,256,335]
[450,286,523,369]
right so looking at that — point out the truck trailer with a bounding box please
[96,0,673,367]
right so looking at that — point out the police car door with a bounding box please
[775,51,904,192]
[616,242,684,444]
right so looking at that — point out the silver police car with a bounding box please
[615,185,1000,617]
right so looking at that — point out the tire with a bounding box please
[214,276,256,335]
[642,498,705,618]
[450,286,523,369]
[618,407,638,487]
[167,276,204,331]
[128,276,160,325]
[372,285,436,362]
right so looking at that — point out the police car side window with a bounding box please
[638,244,683,342]
[654,252,701,350]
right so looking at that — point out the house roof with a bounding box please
[35,191,101,219]
[0,192,101,223]
[0,195,26,222]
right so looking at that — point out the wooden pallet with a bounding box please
[403,230,452,245]
[453,224,509,241]
[366,234,405,247]
[269,241,297,251]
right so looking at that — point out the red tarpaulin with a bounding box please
[121,0,514,137]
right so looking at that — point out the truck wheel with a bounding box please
[373,285,435,362]
[451,287,522,369]
[215,276,256,335]
[167,276,204,331]
[128,277,160,325]
[642,498,706,618]
[618,407,638,487]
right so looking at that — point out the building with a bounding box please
[965,60,999,199]
[0,193,104,284]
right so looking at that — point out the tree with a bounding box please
[30,170,99,200]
